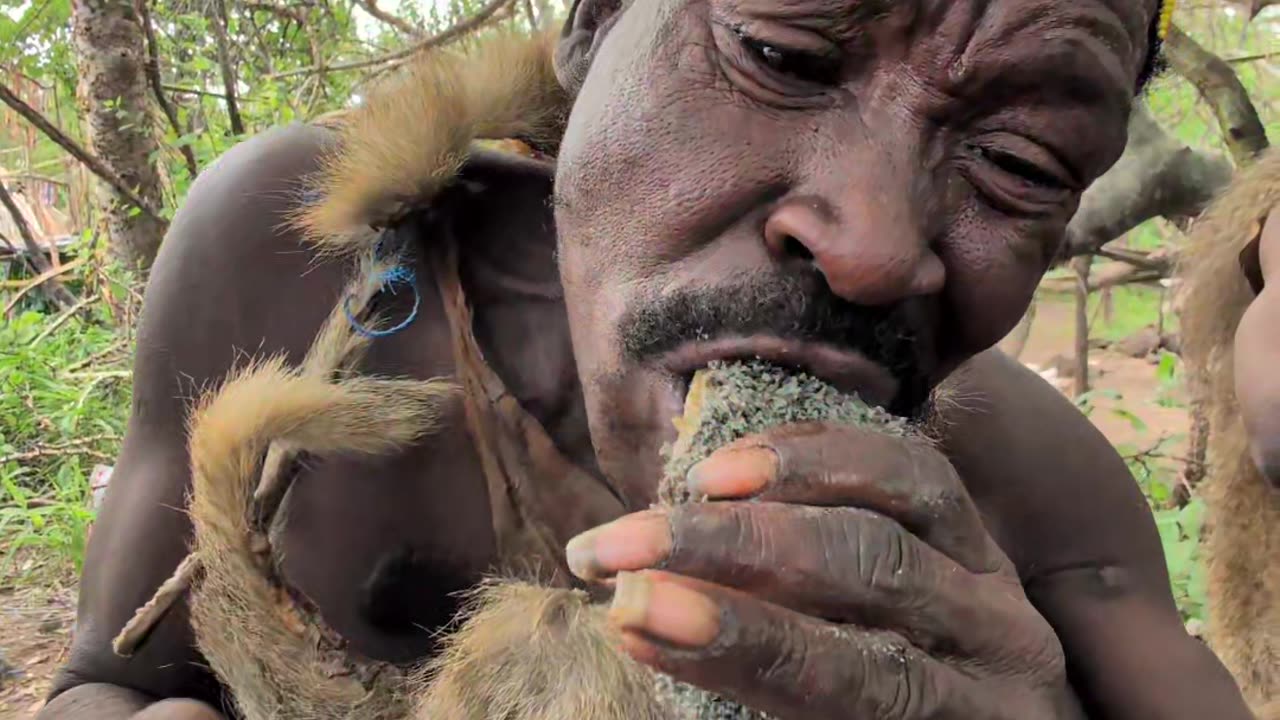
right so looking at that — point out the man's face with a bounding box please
[553,0,1153,505]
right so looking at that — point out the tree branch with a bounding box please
[266,0,518,79]
[353,0,423,37]
[0,82,165,225]
[1225,0,1280,20]
[1164,24,1270,165]
[0,180,75,308]
[137,0,199,179]
[210,0,245,136]
[1060,103,1235,261]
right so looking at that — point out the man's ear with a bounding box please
[554,0,625,96]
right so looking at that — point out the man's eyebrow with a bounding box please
[950,38,1134,110]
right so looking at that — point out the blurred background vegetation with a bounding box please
[0,0,1275,630]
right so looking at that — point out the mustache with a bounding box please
[618,272,930,414]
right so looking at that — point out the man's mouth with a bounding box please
[655,334,901,412]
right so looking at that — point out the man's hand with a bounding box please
[566,422,1084,719]
[37,684,226,720]
[131,700,226,720]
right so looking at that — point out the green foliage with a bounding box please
[1154,498,1209,624]
[0,299,131,577]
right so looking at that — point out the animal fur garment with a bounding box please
[410,360,919,720]
[187,359,454,720]
[289,29,570,251]
[1178,147,1280,709]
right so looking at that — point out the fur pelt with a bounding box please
[1177,147,1280,708]
[290,29,570,252]
[182,29,576,718]
[1257,698,1280,720]
[409,581,669,720]
[405,362,922,720]
[185,251,456,720]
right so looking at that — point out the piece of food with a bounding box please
[653,360,911,719]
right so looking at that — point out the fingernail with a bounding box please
[565,511,672,581]
[686,446,777,498]
[610,572,721,650]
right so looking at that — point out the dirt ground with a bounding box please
[0,579,75,719]
[0,295,1190,719]
[1015,295,1190,464]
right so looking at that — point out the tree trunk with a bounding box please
[1072,256,1093,398]
[71,0,168,270]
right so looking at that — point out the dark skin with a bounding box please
[1237,209,1280,486]
[40,0,1253,718]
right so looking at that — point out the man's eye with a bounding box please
[737,31,841,86]
[973,145,1071,191]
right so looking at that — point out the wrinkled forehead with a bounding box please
[569,0,1161,86]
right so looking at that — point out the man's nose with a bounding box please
[763,195,945,306]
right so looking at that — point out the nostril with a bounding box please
[782,235,814,261]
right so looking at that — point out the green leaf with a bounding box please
[1110,407,1148,433]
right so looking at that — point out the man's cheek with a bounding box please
[940,258,1042,359]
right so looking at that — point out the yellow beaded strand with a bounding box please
[1159,0,1176,39]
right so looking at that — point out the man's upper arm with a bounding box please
[939,350,1252,719]
[48,123,345,708]
[1236,207,1280,485]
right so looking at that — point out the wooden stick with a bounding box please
[112,553,203,657]
[29,293,98,345]
[1,258,86,313]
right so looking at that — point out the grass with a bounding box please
[0,277,133,581]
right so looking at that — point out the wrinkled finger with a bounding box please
[568,503,1043,661]
[609,570,979,720]
[685,422,1001,573]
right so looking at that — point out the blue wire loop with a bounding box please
[344,262,421,339]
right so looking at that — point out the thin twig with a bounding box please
[1,259,87,313]
[0,82,165,225]
[353,0,423,37]
[63,338,130,373]
[61,370,131,381]
[137,0,198,179]
[266,0,517,79]
[0,436,118,466]
[209,0,246,136]
[29,294,98,346]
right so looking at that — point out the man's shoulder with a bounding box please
[937,348,1130,494]
[156,123,338,266]
[935,350,1159,577]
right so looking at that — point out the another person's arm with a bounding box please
[39,124,342,719]
[942,351,1254,719]
[1235,208,1280,485]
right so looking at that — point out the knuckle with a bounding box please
[758,616,817,690]
[906,443,965,513]
[847,633,942,720]
[851,514,924,605]
[1023,617,1067,680]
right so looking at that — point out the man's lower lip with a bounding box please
[655,337,900,409]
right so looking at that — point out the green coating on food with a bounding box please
[659,359,908,506]
[652,360,910,719]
